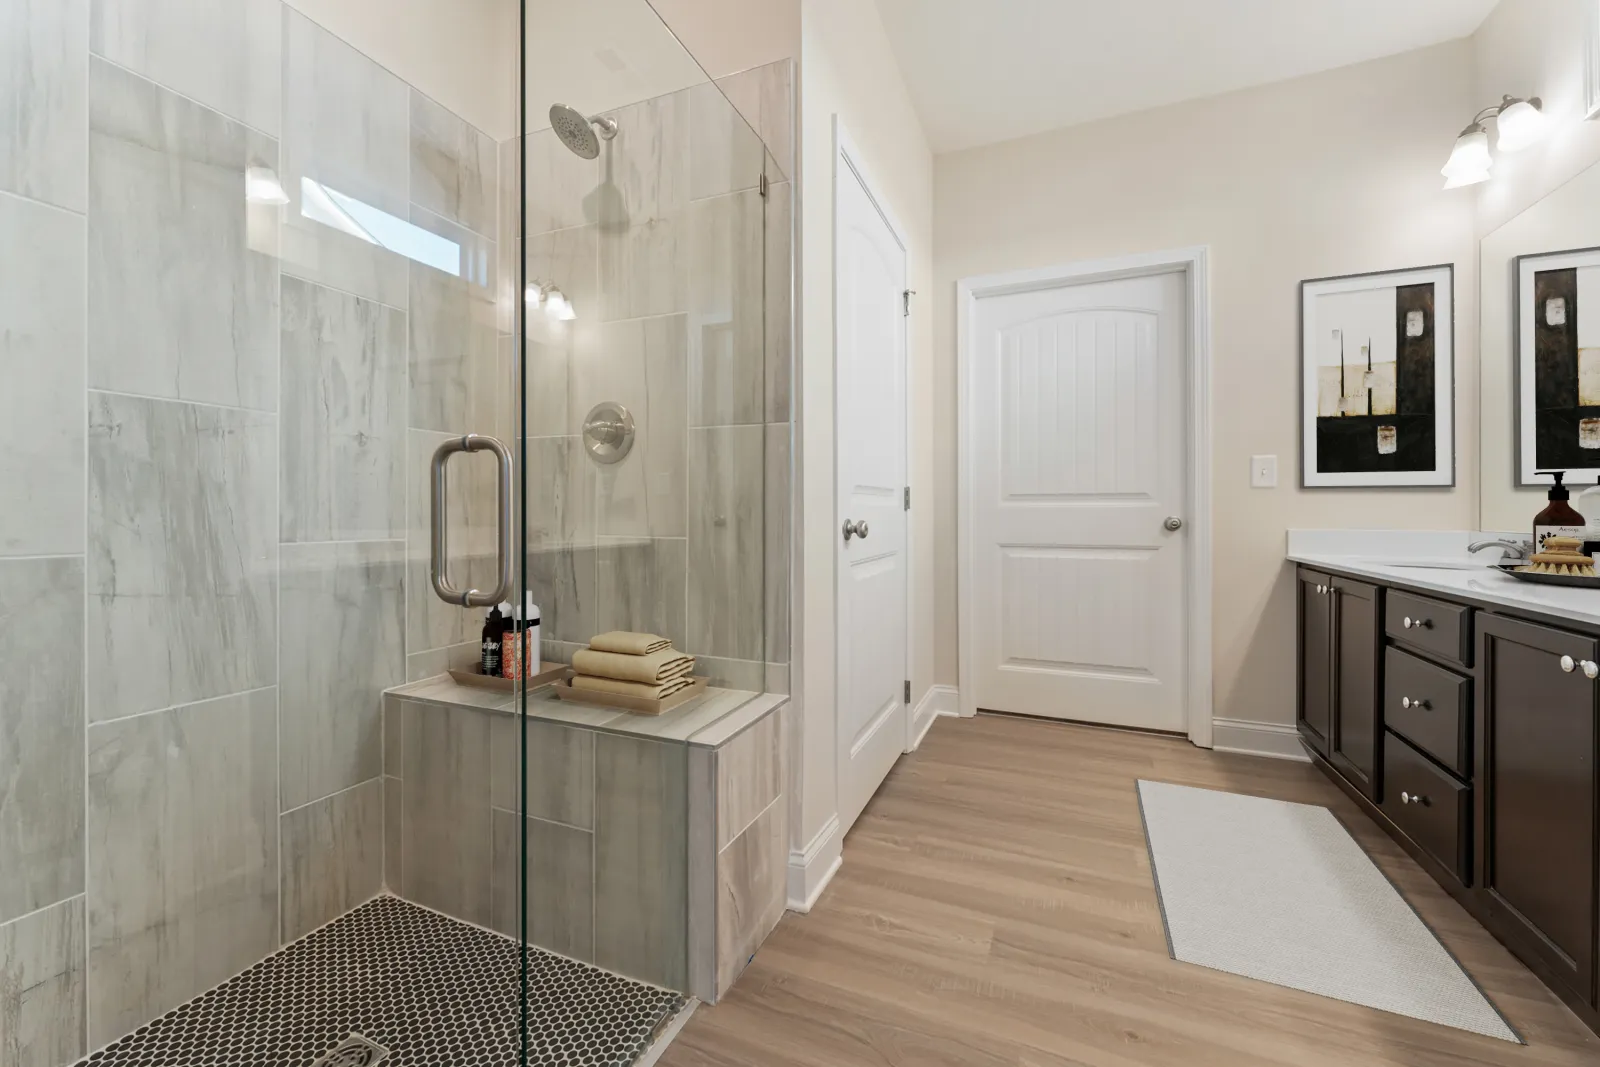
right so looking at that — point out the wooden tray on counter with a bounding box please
[550,676,708,716]
[448,662,571,692]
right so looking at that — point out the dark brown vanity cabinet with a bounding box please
[1296,569,1381,799]
[1475,613,1599,1008]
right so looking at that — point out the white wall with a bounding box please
[932,40,1480,729]
[794,0,934,887]
[647,0,800,80]
[286,0,516,138]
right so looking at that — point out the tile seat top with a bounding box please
[384,675,784,749]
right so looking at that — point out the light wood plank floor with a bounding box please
[659,713,1600,1067]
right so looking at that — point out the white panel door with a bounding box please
[969,272,1188,731]
[835,145,908,837]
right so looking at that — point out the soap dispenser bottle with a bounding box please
[1534,470,1586,550]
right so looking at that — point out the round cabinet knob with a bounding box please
[1561,654,1576,673]
[1403,617,1413,629]
[1163,516,1184,532]
[1400,697,1431,710]
[1402,616,1433,630]
[1400,791,1411,804]
[1585,660,1599,680]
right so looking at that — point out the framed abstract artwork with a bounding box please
[1300,265,1455,487]
[1516,246,1600,485]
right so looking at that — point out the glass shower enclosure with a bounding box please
[0,0,790,1064]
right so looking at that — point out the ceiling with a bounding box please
[874,0,1500,153]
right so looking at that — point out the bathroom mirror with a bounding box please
[1479,157,1600,532]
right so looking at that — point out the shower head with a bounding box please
[549,104,617,160]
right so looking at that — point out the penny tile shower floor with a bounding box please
[78,895,686,1067]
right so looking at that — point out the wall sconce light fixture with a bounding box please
[1442,95,1548,189]
[524,281,577,321]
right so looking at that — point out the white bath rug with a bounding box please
[1136,780,1519,1043]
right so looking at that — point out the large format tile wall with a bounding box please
[512,61,795,696]
[0,3,505,1062]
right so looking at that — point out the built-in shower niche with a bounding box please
[382,676,788,1003]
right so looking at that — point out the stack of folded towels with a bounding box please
[570,631,697,703]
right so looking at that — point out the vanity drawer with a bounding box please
[1381,731,1470,882]
[1385,590,1471,666]
[1383,647,1470,777]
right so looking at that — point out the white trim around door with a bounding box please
[956,247,1214,749]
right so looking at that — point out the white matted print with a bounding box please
[1517,247,1600,485]
[1301,265,1454,487]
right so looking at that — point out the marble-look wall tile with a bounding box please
[280,541,404,811]
[280,9,409,309]
[689,191,764,427]
[715,60,795,182]
[383,702,402,777]
[765,422,791,665]
[383,777,401,892]
[527,545,596,646]
[597,91,690,322]
[281,277,406,542]
[523,127,598,236]
[603,92,689,222]
[86,688,278,1046]
[521,336,570,438]
[404,641,478,682]
[687,426,765,662]
[596,537,687,651]
[489,810,593,961]
[686,746,715,1002]
[715,797,785,995]
[524,436,594,547]
[0,195,85,557]
[594,734,687,989]
[89,0,280,136]
[599,219,684,322]
[411,90,496,237]
[400,702,491,926]
[765,179,793,423]
[0,0,87,211]
[88,58,279,410]
[280,779,383,942]
[488,717,594,829]
[0,896,85,1067]
[692,657,765,693]
[716,710,783,850]
[580,316,687,538]
[406,429,492,655]
[688,80,763,202]
[525,225,598,351]
[409,208,498,434]
[87,392,277,722]
[0,559,84,926]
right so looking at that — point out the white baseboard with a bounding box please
[786,815,843,912]
[1212,718,1311,762]
[907,684,960,750]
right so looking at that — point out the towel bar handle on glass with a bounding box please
[430,434,513,608]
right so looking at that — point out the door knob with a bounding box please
[1163,516,1184,532]
[842,518,869,542]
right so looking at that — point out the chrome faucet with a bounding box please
[1468,538,1534,561]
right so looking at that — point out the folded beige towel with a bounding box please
[589,631,673,656]
[571,674,696,701]
[572,646,694,684]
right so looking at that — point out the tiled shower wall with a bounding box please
[0,2,506,1061]
[513,60,795,695]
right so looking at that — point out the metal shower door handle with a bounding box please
[430,434,513,608]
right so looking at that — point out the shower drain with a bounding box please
[311,1034,390,1067]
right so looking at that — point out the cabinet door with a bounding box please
[1330,577,1381,800]
[1475,613,1598,1006]
[1297,569,1333,758]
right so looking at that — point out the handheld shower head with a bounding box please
[549,104,617,160]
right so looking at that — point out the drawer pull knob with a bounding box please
[1561,655,1576,673]
[1402,616,1433,630]
[1400,791,1430,806]
[1400,697,1431,710]
[1585,660,1599,680]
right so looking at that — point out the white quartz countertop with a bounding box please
[1286,529,1600,629]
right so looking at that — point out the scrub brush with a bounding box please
[1522,536,1598,576]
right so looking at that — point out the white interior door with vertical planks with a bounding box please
[967,270,1190,731]
[835,127,908,837]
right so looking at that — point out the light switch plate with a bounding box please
[1251,455,1278,488]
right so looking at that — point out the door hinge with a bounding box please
[903,289,915,316]
[759,172,769,198]
[904,680,911,704]
[904,486,911,510]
